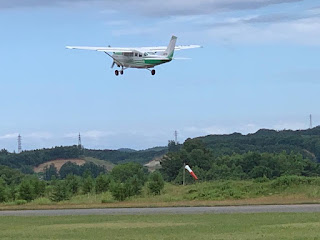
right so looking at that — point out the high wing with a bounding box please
[66,45,202,53]
[66,46,134,53]
[141,45,202,52]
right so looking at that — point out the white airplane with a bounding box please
[66,36,201,76]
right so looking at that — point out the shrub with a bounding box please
[65,174,81,195]
[18,181,34,202]
[15,199,27,205]
[148,171,164,195]
[110,182,128,201]
[0,178,7,202]
[50,181,69,202]
[82,176,94,194]
[95,174,110,194]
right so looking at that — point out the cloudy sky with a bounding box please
[0,0,319,152]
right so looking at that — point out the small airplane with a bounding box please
[66,36,201,76]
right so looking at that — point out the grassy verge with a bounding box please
[1,213,320,239]
[1,176,320,210]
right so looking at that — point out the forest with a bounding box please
[0,127,320,203]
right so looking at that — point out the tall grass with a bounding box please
[1,176,320,209]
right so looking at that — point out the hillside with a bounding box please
[1,127,320,175]
[160,127,320,182]
[197,127,320,161]
[33,159,86,173]
[0,146,167,174]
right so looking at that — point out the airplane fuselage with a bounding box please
[112,52,171,69]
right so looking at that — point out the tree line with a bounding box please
[161,138,320,184]
[0,146,167,174]
[0,162,164,203]
[199,127,320,161]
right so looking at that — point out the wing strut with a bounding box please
[104,52,123,68]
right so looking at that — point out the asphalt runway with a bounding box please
[0,204,320,216]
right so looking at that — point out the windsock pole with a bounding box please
[183,162,186,186]
[185,165,198,180]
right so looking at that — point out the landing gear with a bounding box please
[151,69,156,75]
[115,69,125,76]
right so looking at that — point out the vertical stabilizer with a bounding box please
[163,35,177,59]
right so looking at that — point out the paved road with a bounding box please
[0,204,320,216]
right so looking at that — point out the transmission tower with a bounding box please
[78,133,82,149]
[310,114,313,129]
[18,134,22,153]
[174,130,178,145]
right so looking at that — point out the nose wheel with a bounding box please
[151,69,156,75]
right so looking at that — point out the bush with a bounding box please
[65,174,81,195]
[110,182,129,201]
[126,175,143,197]
[18,181,34,202]
[111,162,147,184]
[82,176,94,194]
[50,181,69,202]
[0,178,7,202]
[15,199,27,205]
[148,171,164,195]
[271,175,308,189]
[95,174,110,194]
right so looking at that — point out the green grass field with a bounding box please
[1,213,320,239]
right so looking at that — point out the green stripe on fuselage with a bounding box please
[144,59,170,65]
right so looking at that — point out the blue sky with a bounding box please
[0,0,319,152]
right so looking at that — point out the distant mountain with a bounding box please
[2,126,319,174]
[117,148,137,153]
[141,146,168,152]
[0,145,168,174]
[197,126,320,161]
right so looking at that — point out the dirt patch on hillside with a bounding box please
[34,159,86,173]
[144,156,163,172]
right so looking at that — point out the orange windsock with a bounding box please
[185,165,198,180]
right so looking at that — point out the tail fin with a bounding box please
[163,35,177,59]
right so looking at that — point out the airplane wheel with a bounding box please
[115,70,119,76]
[151,69,156,75]
[120,70,124,75]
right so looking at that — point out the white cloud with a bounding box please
[184,126,232,135]
[24,132,53,139]
[272,122,307,130]
[0,0,302,16]
[205,16,320,45]
[111,27,157,37]
[0,133,19,139]
[64,130,115,139]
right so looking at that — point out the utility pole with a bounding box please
[174,130,178,145]
[78,133,82,149]
[18,134,22,153]
[183,162,186,186]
